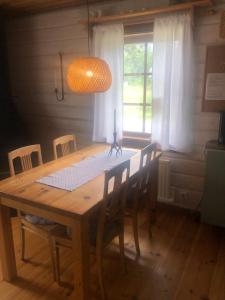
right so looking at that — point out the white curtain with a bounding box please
[152,12,193,152]
[92,24,124,143]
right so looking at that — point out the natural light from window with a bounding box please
[123,41,153,134]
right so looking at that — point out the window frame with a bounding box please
[123,32,153,138]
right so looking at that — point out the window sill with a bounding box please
[122,135,151,149]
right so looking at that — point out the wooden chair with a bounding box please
[51,159,130,300]
[140,143,160,224]
[139,143,157,199]
[53,134,77,160]
[8,144,43,176]
[8,144,62,280]
[125,143,157,256]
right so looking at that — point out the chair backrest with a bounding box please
[8,144,43,176]
[53,134,77,160]
[139,143,157,170]
[139,143,157,193]
[96,160,130,246]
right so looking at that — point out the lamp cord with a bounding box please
[86,0,90,55]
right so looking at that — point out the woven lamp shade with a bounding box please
[67,57,112,93]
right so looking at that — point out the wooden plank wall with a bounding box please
[6,0,169,161]
[193,0,225,155]
[5,0,225,208]
[6,8,92,160]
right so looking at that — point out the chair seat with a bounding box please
[126,186,137,209]
[52,219,121,248]
[21,217,65,237]
[89,219,121,247]
[24,214,56,225]
[126,174,139,210]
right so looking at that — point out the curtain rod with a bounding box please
[79,0,213,25]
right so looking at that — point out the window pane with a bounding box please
[123,75,144,104]
[147,43,153,73]
[124,43,145,74]
[145,106,152,133]
[146,75,152,105]
[123,105,143,132]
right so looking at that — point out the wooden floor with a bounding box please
[0,207,225,300]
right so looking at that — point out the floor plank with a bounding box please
[0,207,224,300]
[209,235,225,300]
[174,224,223,300]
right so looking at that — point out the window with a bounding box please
[123,32,153,136]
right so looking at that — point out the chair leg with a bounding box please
[20,225,25,261]
[118,229,126,273]
[132,213,140,257]
[96,249,107,300]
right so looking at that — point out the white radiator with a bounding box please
[158,158,174,203]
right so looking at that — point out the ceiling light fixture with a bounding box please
[67,0,112,94]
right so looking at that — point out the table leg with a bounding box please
[69,217,90,300]
[0,204,17,281]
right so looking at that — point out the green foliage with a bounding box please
[123,42,153,133]
[124,43,145,74]
[123,76,144,103]
[124,43,153,75]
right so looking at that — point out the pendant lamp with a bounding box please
[67,0,112,94]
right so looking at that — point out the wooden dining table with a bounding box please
[0,143,159,300]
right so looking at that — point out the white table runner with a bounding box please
[36,150,136,191]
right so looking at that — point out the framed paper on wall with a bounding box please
[202,45,225,112]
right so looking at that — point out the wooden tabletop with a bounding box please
[0,144,140,219]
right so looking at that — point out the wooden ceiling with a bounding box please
[0,0,117,16]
